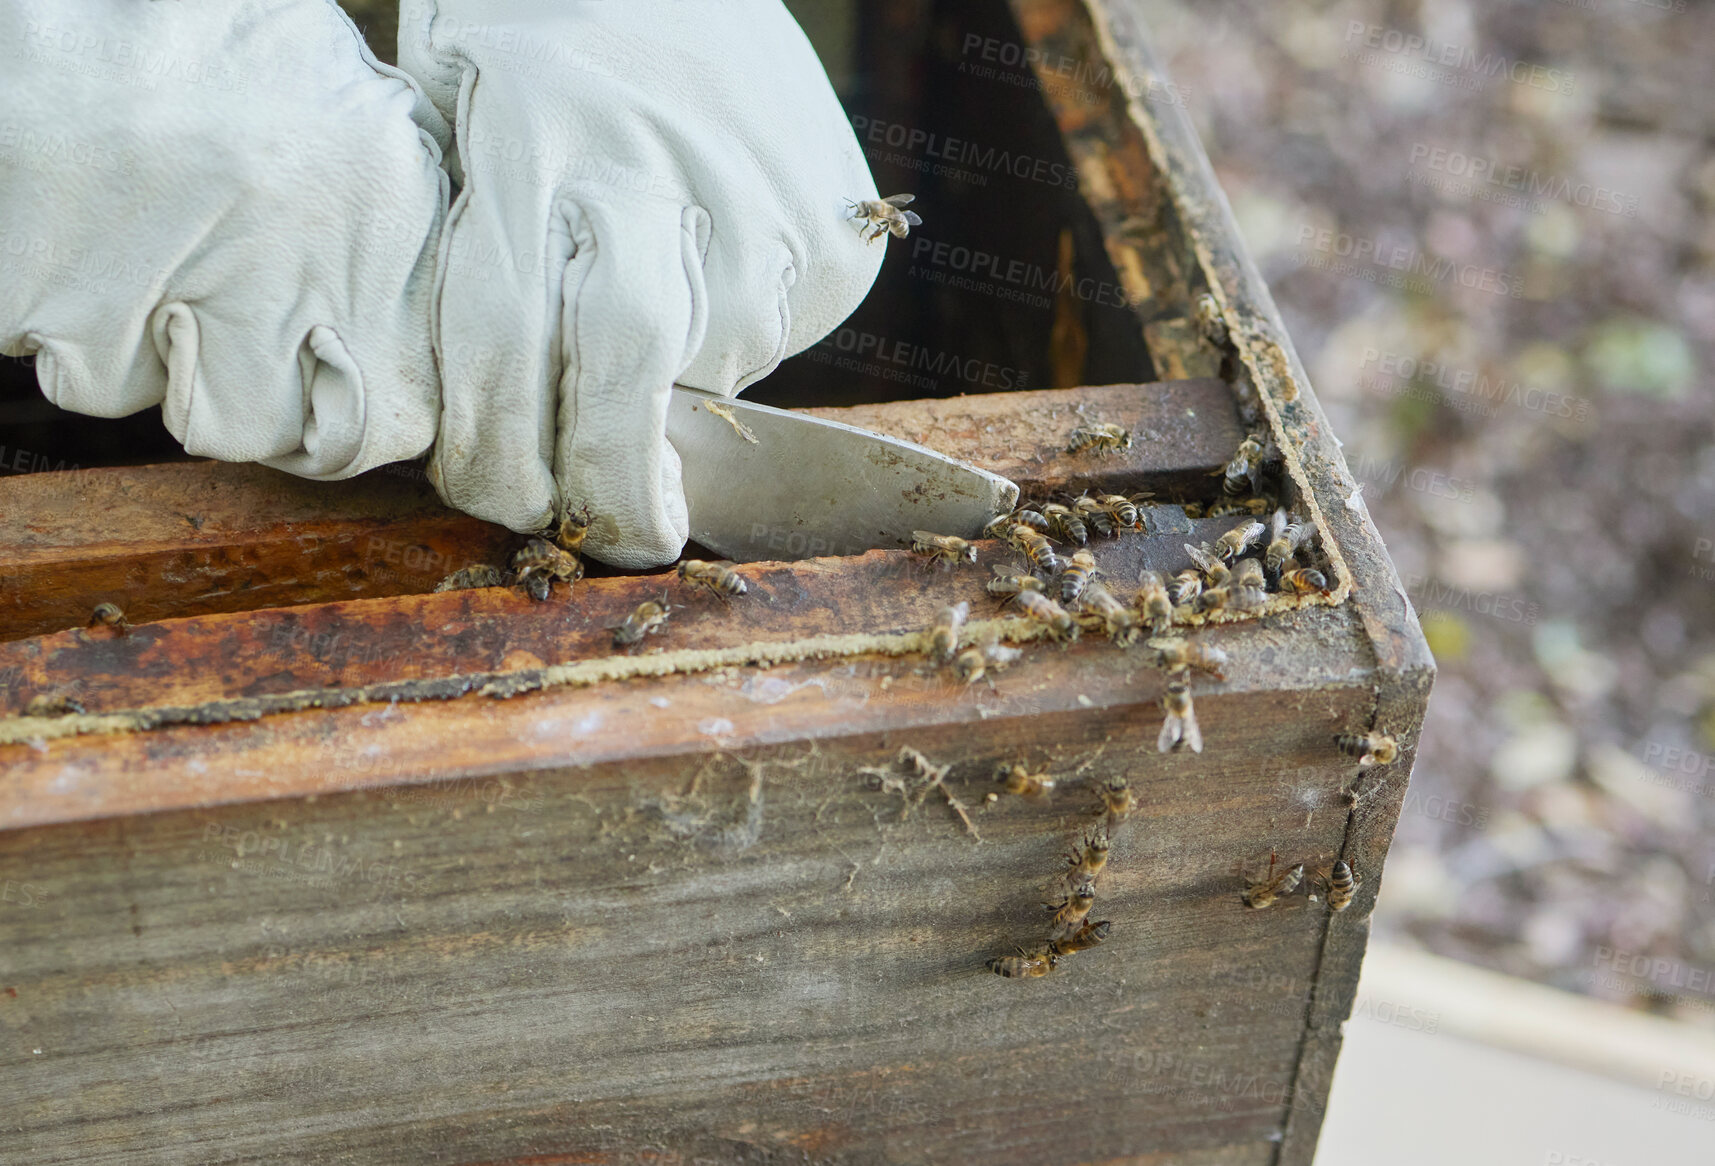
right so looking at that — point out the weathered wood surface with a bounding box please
[3,600,1382,1164]
[0,380,1237,644]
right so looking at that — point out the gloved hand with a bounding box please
[399,0,884,566]
[0,0,448,480]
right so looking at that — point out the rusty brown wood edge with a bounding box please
[0,379,1242,643]
[0,514,1329,733]
[0,598,1380,834]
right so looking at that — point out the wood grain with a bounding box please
[0,381,1238,643]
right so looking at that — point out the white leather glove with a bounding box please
[0,0,449,479]
[399,0,884,566]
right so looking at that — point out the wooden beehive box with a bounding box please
[0,2,1432,1163]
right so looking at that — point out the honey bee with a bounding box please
[1064,828,1110,883]
[1198,581,1267,615]
[1280,568,1329,595]
[1184,543,1231,588]
[87,602,131,635]
[1243,853,1305,910]
[25,693,86,717]
[996,762,1055,798]
[1072,495,1117,539]
[910,530,978,567]
[1098,494,1141,530]
[1158,674,1203,754]
[435,564,507,592]
[1048,880,1097,940]
[1049,919,1113,957]
[1206,496,1274,518]
[927,600,970,663]
[1060,550,1099,604]
[1336,732,1399,767]
[1214,520,1266,562]
[1156,638,1228,680]
[1324,860,1358,912]
[513,538,583,599]
[1231,558,1265,590]
[1134,570,1173,634]
[1264,508,1312,574]
[1009,526,1064,576]
[988,563,1047,599]
[1080,583,1139,646]
[548,503,593,555]
[1217,433,1266,496]
[953,646,988,685]
[1066,423,1132,454]
[610,598,672,647]
[847,193,922,242]
[984,508,1051,540]
[1095,775,1135,822]
[1168,569,1204,609]
[1040,503,1088,547]
[678,559,749,599]
[987,948,1057,978]
[1015,590,1079,641]
[1193,291,1228,346]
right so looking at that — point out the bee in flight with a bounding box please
[1066,423,1132,454]
[1336,732,1399,767]
[610,597,673,647]
[1243,852,1304,910]
[910,530,978,567]
[678,559,748,599]
[87,602,131,636]
[1158,674,1203,753]
[847,193,922,242]
[987,948,1058,979]
[1049,919,1112,957]
[513,538,583,600]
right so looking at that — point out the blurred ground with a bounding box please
[1137,0,1715,1021]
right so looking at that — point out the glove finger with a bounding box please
[555,197,707,568]
[150,303,364,474]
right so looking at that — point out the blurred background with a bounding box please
[4,0,1711,1156]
